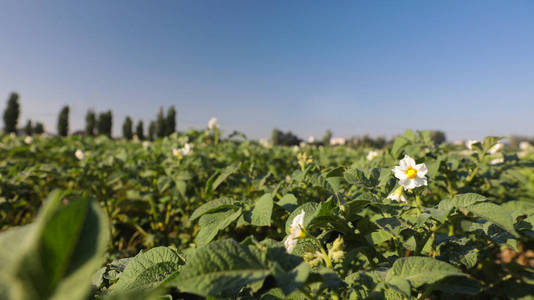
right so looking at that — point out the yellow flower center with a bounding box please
[405,167,417,179]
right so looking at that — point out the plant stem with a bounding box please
[312,237,333,269]
[415,194,422,216]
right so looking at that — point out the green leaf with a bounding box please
[272,262,310,295]
[251,193,274,226]
[172,239,270,297]
[190,197,238,221]
[6,190,109,300]
[385,275,411,298]
[111,247,184,294]
[450,193,488,208]
[195,208,242,246]
[386,257,467,288]
[211,163,241,192]
[469,202,518,237]
[277,194,298,212]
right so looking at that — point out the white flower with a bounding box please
[292,145,300,153]
[387,186,407,203]
[488,142,504,154]
[466,140,479,150]
[173,143,192,157]
[259,138,270,148]
[519,141,532,151]
[284,210,306,253]
[307,136,315,144]
[208,117,219,130]
[75,149,84,160]
[392,155,428,190]
[24,136,33,144]
[366,150,379,161]
[490,157,504,165]
[330,137,346,145]
[142,141,150,149]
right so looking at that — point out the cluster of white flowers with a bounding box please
[259,138,270,148]
[488,142,504,154]
[330,137,346,146]
[307,136,315,144]
[24,136,33,144]
[173,143,192,158]
[142,141,150,149]
[366,150,379,161]
[75,149,84,160]
[284,210,306,253]
[208,117,219,130]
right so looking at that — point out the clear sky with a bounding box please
[1,1,533,141]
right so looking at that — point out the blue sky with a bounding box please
[1,1,533,140]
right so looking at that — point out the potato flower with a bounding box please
[75,149,84,160]
[173,143,192,158]
[387,186,407,203]
[284,210,306,253]
[366,150,379,161]
[392,155,427,190]
[208,117,219,130]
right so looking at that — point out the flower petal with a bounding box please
[413,176,427,188]
[393,166,408,180]
[400,155,416,169]
[415,163,428,177]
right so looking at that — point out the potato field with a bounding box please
[1,129,534,299]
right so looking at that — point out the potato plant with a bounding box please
[0,129,533,299]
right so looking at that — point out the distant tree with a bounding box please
[322,129,332,146]
[156,107,166,138]
[429,130,447,145]
[97,110,113,137]
[166,106,176,135]
[57,106,69,137]
[3,92,20,134]
[148,121,156,141]
[34,122,44,135]
[136,120,145,140]
[24,120,33,136]
[271,128,300,146]
[85,110,96,136]
[271,128,280,146]
[122,116,133,140]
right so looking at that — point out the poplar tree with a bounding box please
[166,106,176,135]
[122,116,133,140]
[57,106,69,137]
[3,92,20,134]
[136,120,144,140]
[85,110,96,136]
[24,120,33,135]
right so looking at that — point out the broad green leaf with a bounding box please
[466,202,518,237]
[211,163,241,192]
[7,190,109,300]
[190,197,238,221]
[386,257,466,288]
[385,275,411,298]
[251,193,274,226]
[272,262,310,295]
[172,239,270,297]
[195,208,242,246]
[277,194,298,212]
[450,193,487,208]
[112,247,183,294]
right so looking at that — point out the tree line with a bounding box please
[2,92,177,140]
